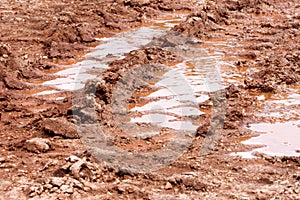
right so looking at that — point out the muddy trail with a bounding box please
[1,0,300,199]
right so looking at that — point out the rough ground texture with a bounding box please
[1,0,300,199]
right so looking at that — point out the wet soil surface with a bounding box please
[1,0,300,199]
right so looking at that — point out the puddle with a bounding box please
[252,87,300,122]
[202,21,300,159]
[126,56,222,134]
[231,85,300,158]
[231,121,300,158]
[38,27,165,95]
[29,13,219,136]
[271,93,300,106]
[32,14,187,97]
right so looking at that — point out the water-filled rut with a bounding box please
[29,13,300,159]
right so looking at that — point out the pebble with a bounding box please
[72,179,84,189]
[24,138,50,153]
[0,157,5,163]
[61,185,73,194]
[66,155,81,163]
[50,177,65,187]
[70,160,86,179]
[164,182,173,190]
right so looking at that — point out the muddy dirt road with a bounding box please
[0,0,300,199]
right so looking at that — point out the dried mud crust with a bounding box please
[1,0,300,200]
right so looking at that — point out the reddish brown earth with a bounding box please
[1,0,300,199]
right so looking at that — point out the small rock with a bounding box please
[115,183,139,194]
[83,186,91,192]
[50,186,59,193]
[44,183,53,189]
[69,160,86,179]
[182,172,198,177]
[50,177,65,187]
[60,185,73,194]
[72,179,84,189]
[66,155,81,163]
[24,138,50,153]
[177,175,207,191]
[42,118,78,139]
[164,182,173,190]
[0,157,6,163]
[29,186,40,193]
[82,180,102,191]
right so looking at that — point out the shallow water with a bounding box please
[231,121,300,158]
[31,14,220,136]
[37,15,187,96]
[127,60,217,133]
[30,13,300,158]
[231,85,300,158]
[37,27,166,94]
[200,30,300,158]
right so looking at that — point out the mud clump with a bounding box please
[95,47,181,105]
[0,44,28,90]
[245,53,300,92]
[73,47,182,141]
[172,2,229,38]
[23,138,51,153]
[174,0,300,94]
[42,117,79,139]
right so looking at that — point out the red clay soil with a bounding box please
[0,0,300,199]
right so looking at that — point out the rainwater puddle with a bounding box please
[38,27,165,95]
[32,14,221,136]
[253,87,300,122]
[231,121,300,158]
[127,61,214,133]
[270,93,300,106]
[33,15,188,98]
[229,81,300,158]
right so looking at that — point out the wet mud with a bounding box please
[1,0,300,199]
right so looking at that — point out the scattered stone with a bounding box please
[66,155,81,163]
[174,175,207,191]
[72,179,84,189]
[50,177,65,187]
[23,138,50,153]
[44,183,53,190]
[70,160,87,179]
[81,180,103,191]
[0,157,6,163]
[164,182,173,190]
[42,117,78,139]
[60,185,73,194]
[115,183,140,194]
[182,172,198,177]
